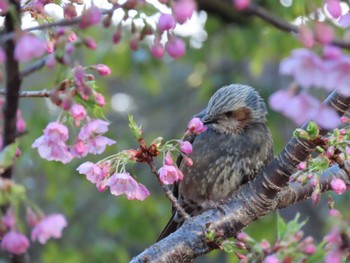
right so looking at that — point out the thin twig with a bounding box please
[247,4,350,50]
[0,89,50,98]
[20,56,47,78]
[147,160,190,220]
[0,6,117,44]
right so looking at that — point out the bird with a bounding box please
[157,84,274,241]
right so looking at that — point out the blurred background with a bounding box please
[0,0,347,262]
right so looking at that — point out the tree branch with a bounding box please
[0,89,51,98]
[130,90,350,262]
[20,56,47,78]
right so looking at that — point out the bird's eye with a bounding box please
[224,111,236,118]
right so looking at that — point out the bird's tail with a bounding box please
[156,212,182,242]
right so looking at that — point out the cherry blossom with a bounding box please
[179,140,192,154]
[187,117,207,134]
[325,0,342,19]
[106,172,150,201]
[166,37,186,59]
[31,214,67,244]
[95,64,111,76]
[14,34,46,62]
[158,165,183,184]
[157,13,175,32]
[330,178,347,195]
[32,122,73,164]
[76,161,103,184]
[1,231,30,255]
[80,5,101,29]
[172,0,196,24]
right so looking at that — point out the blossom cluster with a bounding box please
[218,214,317,262]
[291,122,349,204]
[269,46,350,128]
[77,117,206,201]
[0,177,67,255]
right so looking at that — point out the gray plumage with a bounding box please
[157,84,274,241]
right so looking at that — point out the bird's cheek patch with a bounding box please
[235,107,252,122]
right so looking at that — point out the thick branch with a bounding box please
[131,90,350,262]
[3,1,22,177]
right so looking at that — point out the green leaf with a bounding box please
[306,121,319,140]
[0,141,18,172]
[128,114,143,140]
[276,212,286,240]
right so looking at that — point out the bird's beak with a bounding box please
[201,114,216,125]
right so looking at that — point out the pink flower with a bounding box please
[93,92,106,107]
[187,117,207,134]
[329,208,341,217]
[280,49,325,89]
[172,0,196,24]
[330,177,347,194]
[325,229,341,244]
[158,165,183,184]
[26,207,39,227]
[14,34,46,62]
[323,45,342,60]
[314,105,340,129]
[71,139,88,158]
[68,31,78,43]
[0,0,8,12]
[76,161,103,184]
[166,37,186,59]
[150,41,164,59]
[84,37,97,50]
[70,104,87,125]
[326,56,350,96]
[45,40,54,53]
[106,172,150,201]
[325,249,342,263]
[326,0,342,19]
[32,122,73,164]
[157,13,175,32]
[302,243,316,255]
[233,0,250,11]
[2,208,15,229]
[263,254,279,263]
[299,25,314,48]
[179,140,192,154]
[31,214,67,244]
[64,3,77,19]
[315,22,334,44]
[269,89,293,112]
[96,64,111,76]
[1,231,29,255]
[16,111,26,133]
[164,152,173,165]
[78,119,110,140]
[339,13,350,28]
[80,5,101,29]
[78,119,116,155]
[297,162,307,170]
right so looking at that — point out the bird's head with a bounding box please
[200,84,268,134]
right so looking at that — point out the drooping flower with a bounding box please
[158,165,183,184]
[106,172,150,201]
[93,92,106,107]
[150,40,164,59]
[14,34,46,62]
[31,214,67,244]
[325,249,342,263]
[172,0,196,24]
[2,208,16,229]
[179,140,192,154]
[187,117,207,134]
[1,231,30,255]
[314,22,334,45]
[76,161,103,184]
[32,122,73,163]
[166,37,186,59]
[233,0,250,11]
[157,13,175,32]
[96,64,111,76]
[164,152,173,165]
[80,5,101,29]
[330,177,347,195]
[78,119,110,140]
[70,104,87,126]
[326,0,342,19]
